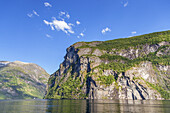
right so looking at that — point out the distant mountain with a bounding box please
[45,30,170,100]
[0,61,49,99]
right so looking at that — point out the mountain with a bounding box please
[0,61,49,99]
[45,30,170,100]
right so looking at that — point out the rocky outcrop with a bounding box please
[45,31,170,100]
[103,42,170,59]
[0,61,49,99]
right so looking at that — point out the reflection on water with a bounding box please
[0,99,169,113]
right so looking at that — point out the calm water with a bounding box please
[0,99,169,113]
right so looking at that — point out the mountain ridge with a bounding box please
[0,61,49,99]
[45,30,170,100]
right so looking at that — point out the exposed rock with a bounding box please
[45,31,170,100]
[112,44,160,59]
[156,46,170,57]
[0,61,49,99]
[78,48,92,56]
[92,49,103,56]
[88,41,102,47]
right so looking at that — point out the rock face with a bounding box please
[45,30,170,100]
[0,61,49,99]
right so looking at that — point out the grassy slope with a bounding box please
[46,30,170,99]
[77,30,170,50]
[0,64,49,99]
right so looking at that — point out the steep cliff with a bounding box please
[0,61,49,99]
[45,30,170,100]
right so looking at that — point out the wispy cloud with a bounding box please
[59,11,70,19]
[44,20,55,30]
[124,1,128,7]
[77,29,86,38]
[59,11,65,16]
[27,10,39,17]
[131,31,137,35]
[66,14,70,19]
[121,0,128,7]
[76,21,80,25]
[27,13,33,18]
[44,2,52,7]
[33,10,39,16]
[46,34,52,38]
[128,31,137,37]
[43,17,74,34]
[68,23,74,26]
[101,27,111,34]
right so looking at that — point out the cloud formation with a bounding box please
[43,11,84,37]
[66,14,70,19]
[80,33,84,37]
[124,1,128,7]
[33,10,39,16]
[59,11,70,19]
[43,18,74,34]
[76,21,80,25]
[101,27,111,34]
[44,2,52,7]
[27,10,39,17]
[131,31,137,35]
[46,34,52,38]
[27,13,33,18]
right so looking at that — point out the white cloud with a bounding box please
[68,23,74,26]
[27,13,33,18]
[46,34,52,38]
[59,11,70,19]
[80,33,84,37]
[44,20,55,30]
[76,21,80,25]
[59,11,66,16]
[101,27,111,34]
[43,18,74,34]
[66,14,70,19]
[131,31,137,35]
[77,32,85,38]
[44,2,52,7]
[123,1,128,7]
[27,10,39,18]
[59,11,65,19]
[33,10,39,16]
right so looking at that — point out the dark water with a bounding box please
[0,99,169,113]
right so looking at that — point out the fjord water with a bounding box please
[0,99,169,113]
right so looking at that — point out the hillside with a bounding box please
[45,30,170,100]
[0,61,49,99]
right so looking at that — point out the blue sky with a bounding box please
[0,0,170,74]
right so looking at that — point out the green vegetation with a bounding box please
[145,81,170,99]
[98,50,170,75]
[77,30,170,51]
[46,73,84,99]
[45,30,170,100]
[99,54,130,62]
[132,76,141,81]
[0,69,44,99]
[97,75,116,86]
[0,62,49,99]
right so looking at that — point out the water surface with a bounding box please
[0,99,169,113]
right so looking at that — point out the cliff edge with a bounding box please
[45,30,170,100]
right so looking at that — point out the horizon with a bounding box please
[0,0,170,74]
